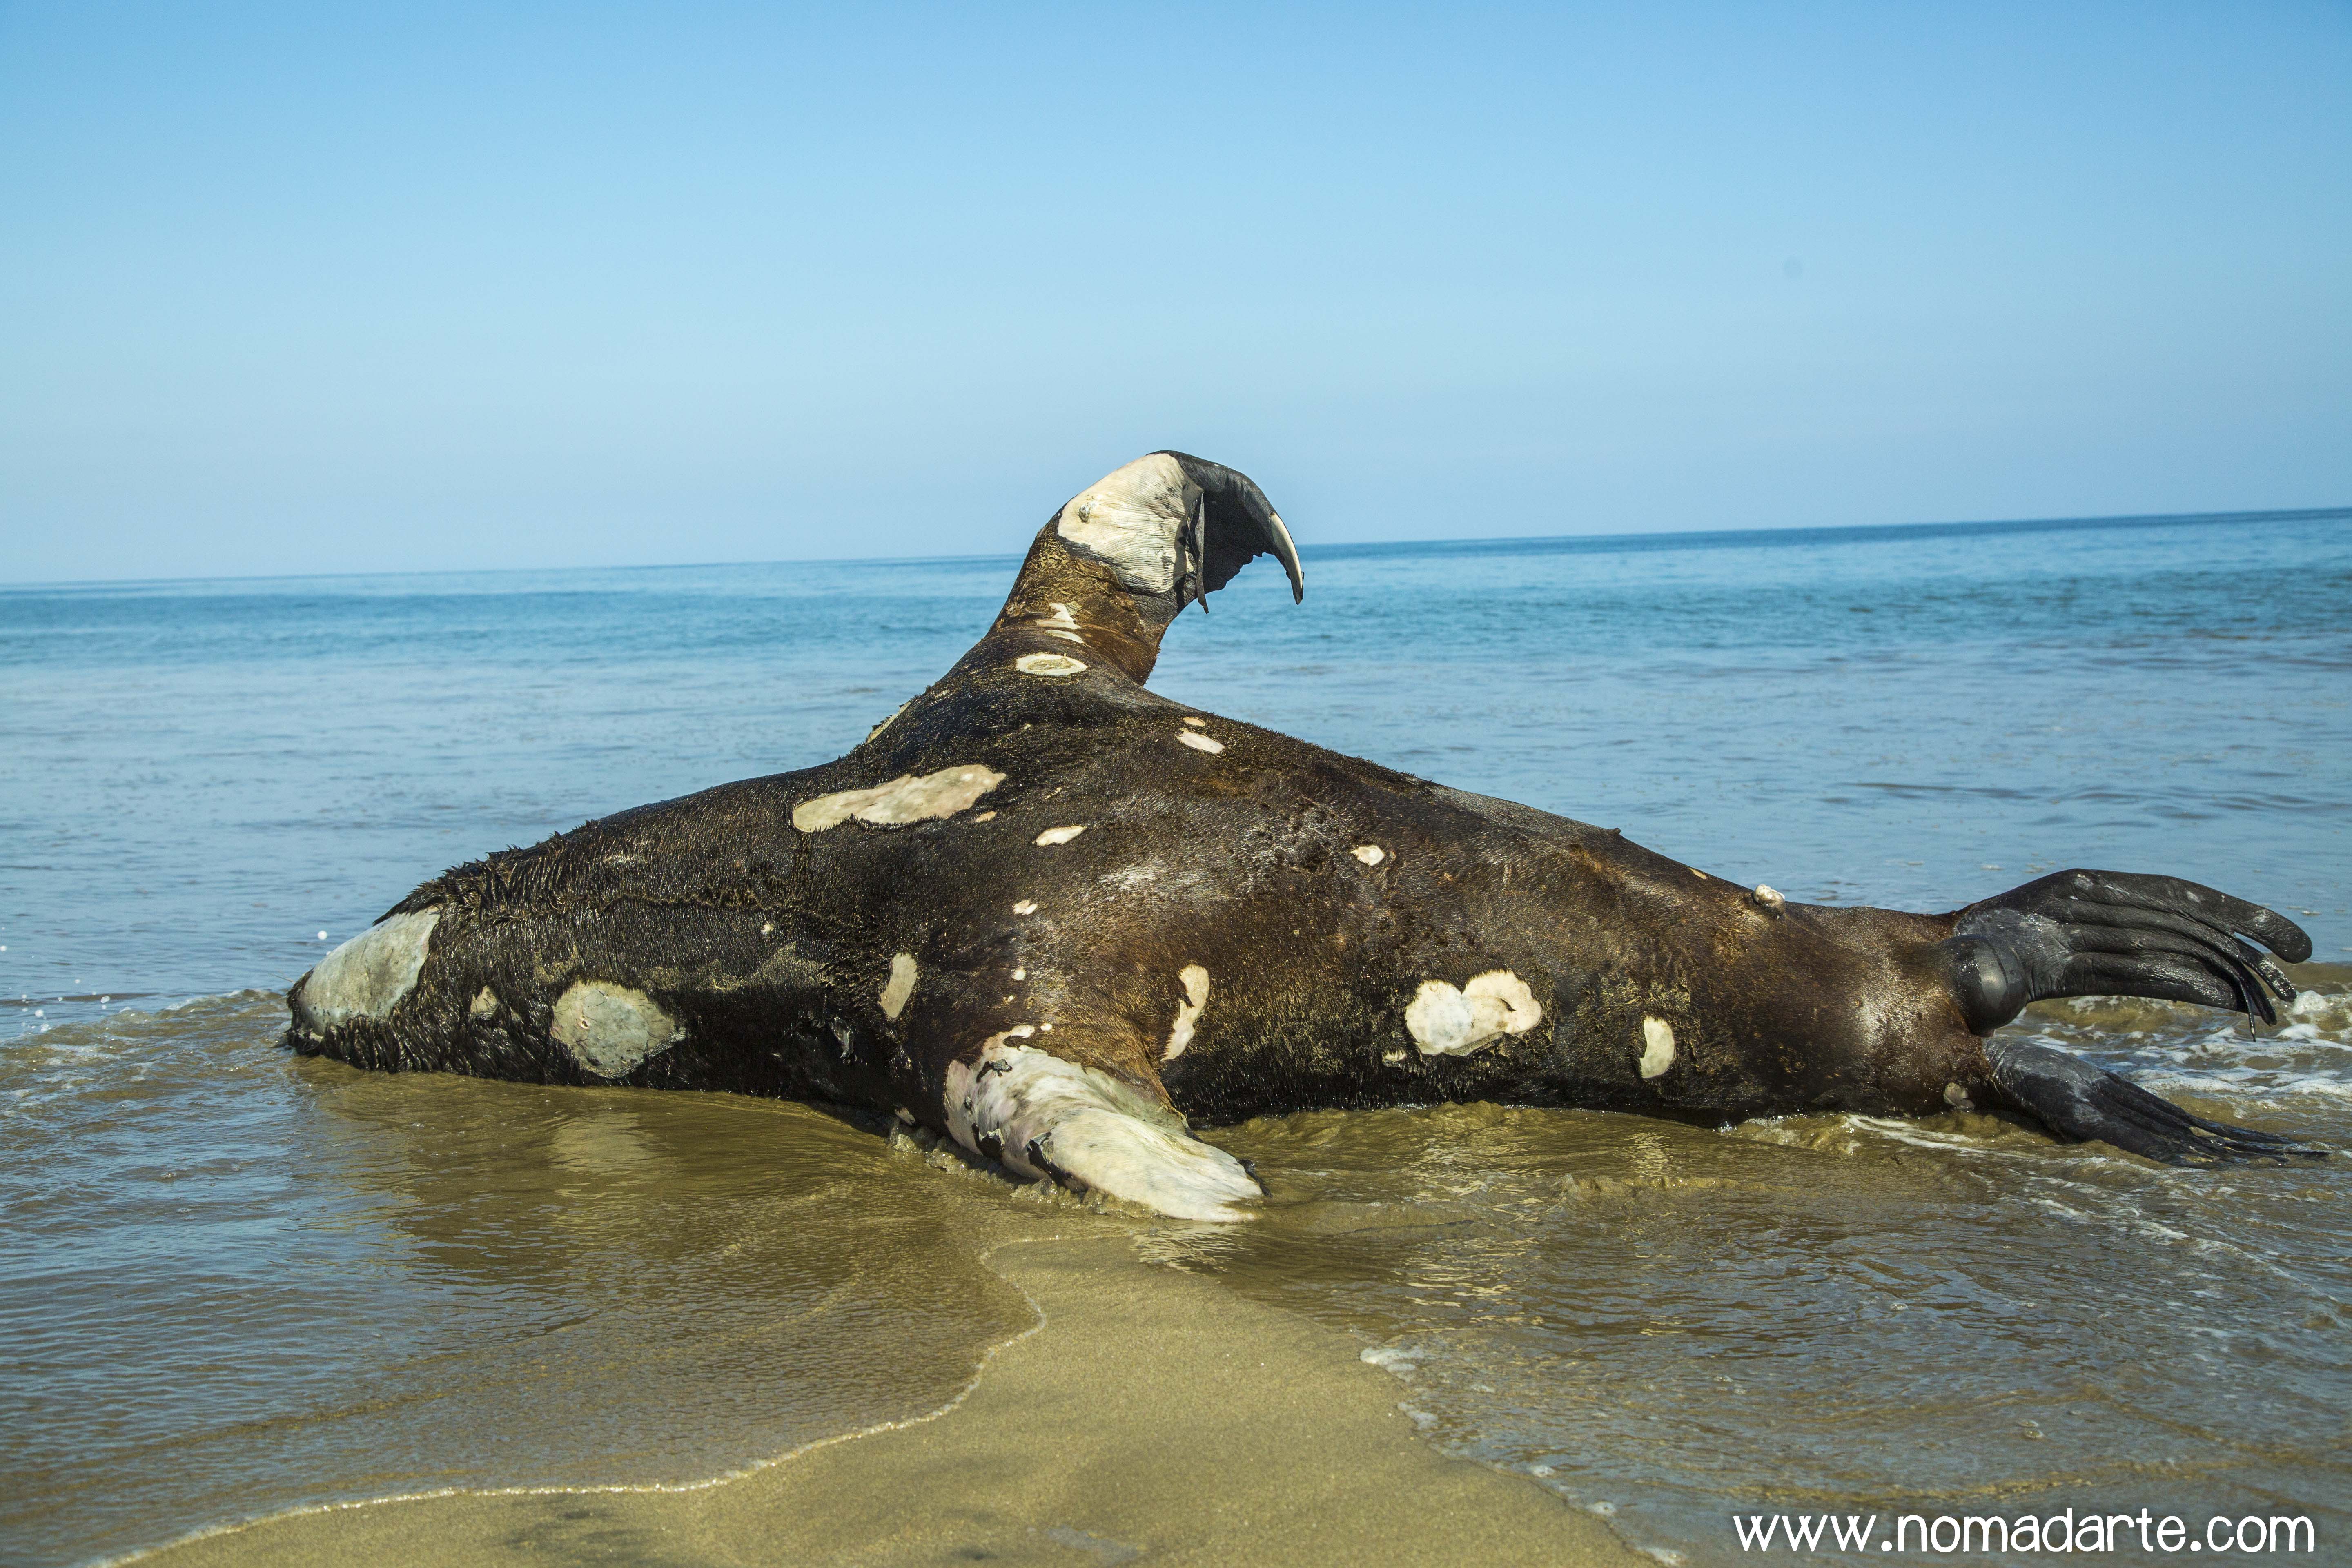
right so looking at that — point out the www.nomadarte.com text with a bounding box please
[1733,1509,2315,1555]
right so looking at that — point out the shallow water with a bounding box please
[1189,974,2352,1559]
[1,991,1040,1565]
[4,509,2349,1564]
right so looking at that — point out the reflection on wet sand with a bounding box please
[8,971,2350,1568]
[285,1063,1045,1490]
[145,1235,1641,1568]
[1,996,1030,1566]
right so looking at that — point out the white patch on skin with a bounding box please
[551,980,682,1079]
[1753,884,1785,910]
[942,1040,1259,1221]
[293,909,441,1031]
[943,1027,1034,1150]
[1051,452,1194,595]
[1352,844,1386,866]
[1013,899,1039,915]
[469,986,499,1019]
[1034,825,1086,846]
[1639,1016,1677,1079]
[1162,964,1211,1060]
[880,953,918,1021]
[1015,653,1088,678]
[760,922,774,937]
[1182,716,1207,727]
[1033,604,1085,641]
[1404,970,1544,1057]
[1178,731,1224,754]
[1011,968,1026,981]
[1382,1048,1408,1065]
[792,765,1006,833]
[864,700,910,742]
[975,811,996,822]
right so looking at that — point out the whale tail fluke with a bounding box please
[1928,869,2325,1163]
[1984,1037,2325,1165]
[1935,869,2309,1035]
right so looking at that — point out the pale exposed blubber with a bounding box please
[292,909,440,1032]
[1639,1017,1676,1079]
[1163,965,1211,1061]
[551,980,681,1078]
[880,954,918,1021]
[793,766,1004,833]
[1406,972,1544,1057]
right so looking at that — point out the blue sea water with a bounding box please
[6,509,2347,1014]
[3,508,2349,1564]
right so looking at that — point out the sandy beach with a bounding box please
[139,1232,1642,1567]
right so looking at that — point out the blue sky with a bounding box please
[5,2,2348,581]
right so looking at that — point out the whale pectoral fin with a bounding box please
[944,1043,1262,1222]
[1984,1038,2325,1165]
[1935,869,2310,1034]
[1025,1100,1265,1222]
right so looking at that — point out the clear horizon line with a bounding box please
[8,501,2346,594]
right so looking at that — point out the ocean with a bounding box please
[4,507,2348,1564]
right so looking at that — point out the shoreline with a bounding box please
[130,1232,1644,1567]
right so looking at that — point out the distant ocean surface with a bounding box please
[5,508,2349,1565]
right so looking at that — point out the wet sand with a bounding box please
[139,1232,1640,1568]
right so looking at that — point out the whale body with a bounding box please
[291,453,2321,1218]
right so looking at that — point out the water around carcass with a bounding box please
[4,507,2348,1564]
[1187,974,2352,1560]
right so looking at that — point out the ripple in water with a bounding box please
[1177,966,2352,1565]
[0,993,1035,1568]
[4,513,2348,1566]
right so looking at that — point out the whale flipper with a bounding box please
[1936,869,2310,1033]
[942,1037,1261,1221]
[1985,1037,2325,1164]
